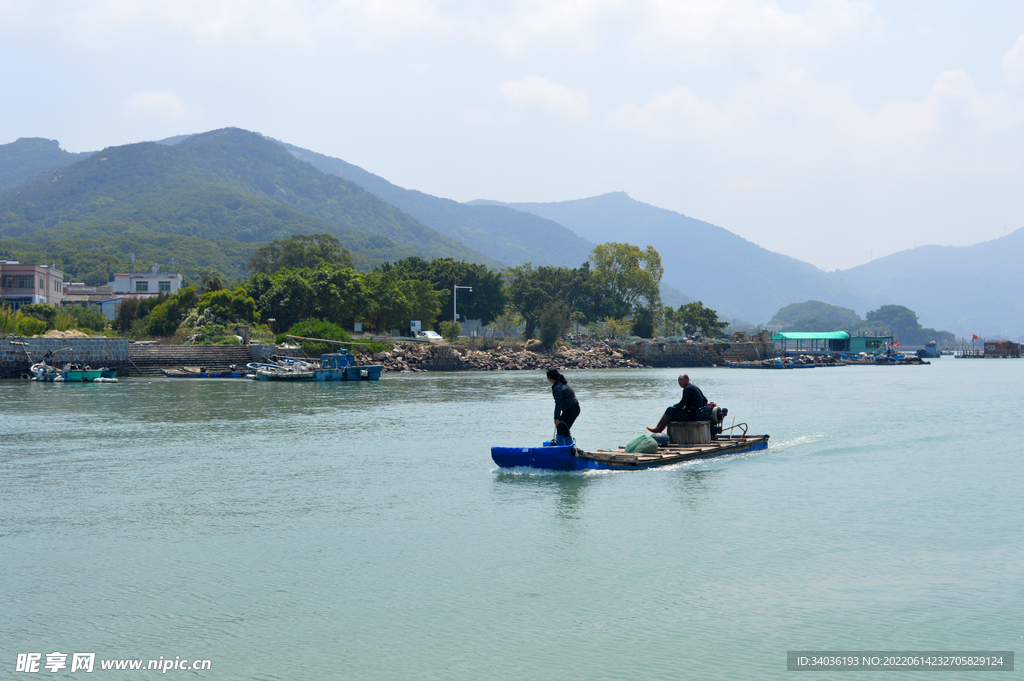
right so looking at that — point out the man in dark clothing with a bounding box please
[647,374,707,433]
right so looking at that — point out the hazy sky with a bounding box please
[3,1,1023,271]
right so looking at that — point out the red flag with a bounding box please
[894,342,900,347]
[973,334,979,340]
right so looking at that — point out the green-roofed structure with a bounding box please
[771,331,891,355]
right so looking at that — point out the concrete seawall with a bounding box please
[626,340,778,367]
[0,337,131,378]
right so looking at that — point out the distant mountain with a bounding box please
[0,138,90,191]
[278,142,595,268]
[828,230,1024,339]
[0,128,501,283]
[471,192,872,325]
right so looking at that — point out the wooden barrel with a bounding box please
[667,421,710,445]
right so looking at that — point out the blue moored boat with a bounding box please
[492,434,769,471]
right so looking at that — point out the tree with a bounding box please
[632,305,655,338]
[660,304,684,337]
[539,302,571,347]
[197,287,257,324]
[861,304,922,344]
[589,243,663,313]
[198,269,225,294]
[603,316,633,338]
[678,301,728,337]
[488,311,522,339]
[248,234,354,276]
[570,311,585,334]
[146,286,200,335]
[504,263,584,339]
[250,264,368,331]
[383,257,502,325]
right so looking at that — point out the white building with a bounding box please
[110,268,184,295]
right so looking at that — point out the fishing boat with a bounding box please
[492,433,769,471]
[246,351,382,382]
[161,366,253,378]
[249,362,317,381]
[29,362,62,382]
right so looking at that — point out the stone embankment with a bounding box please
[628,339,777,367]
[0,336,130,378]
[355,341,646,372]
[354,339,778,373]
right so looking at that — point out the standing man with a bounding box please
[647,374,707,433]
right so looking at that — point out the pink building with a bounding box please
[0,261,64,309]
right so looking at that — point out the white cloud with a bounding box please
[498,76,590,119]
[609,87,735,139]
[124,90,195,122]
[612,65,1016,161]
[18,0,450,53]
[1002,33,1024,87]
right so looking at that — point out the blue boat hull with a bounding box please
[492,436,769,471]
[492,443,589,471]
[314,365,383,381]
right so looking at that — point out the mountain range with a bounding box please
[1,128,1019,339]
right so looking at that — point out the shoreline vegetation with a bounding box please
[3,237,959,363]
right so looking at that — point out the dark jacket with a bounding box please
[674,383,707,417]
[552,381,578,420]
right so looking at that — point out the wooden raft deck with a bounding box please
[578,434,769,468]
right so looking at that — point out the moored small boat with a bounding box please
[246,351,383,382]
[30,362,62,381]
[162,366,252,378]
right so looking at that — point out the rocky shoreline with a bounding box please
[355,338,779,373]
[356,341,647,372]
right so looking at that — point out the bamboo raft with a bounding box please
[492,433,769,471]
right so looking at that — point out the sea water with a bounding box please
[1,360,1021,680]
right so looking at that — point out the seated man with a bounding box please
[647,373,708,433]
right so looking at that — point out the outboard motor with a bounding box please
[698,403,729,439]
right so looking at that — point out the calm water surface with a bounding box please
[2,360,1022,680]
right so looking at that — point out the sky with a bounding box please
[2,0,1024,271]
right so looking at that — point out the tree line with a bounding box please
[109,234,729,344]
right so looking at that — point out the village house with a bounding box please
[0,261,64,309]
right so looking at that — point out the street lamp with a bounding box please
[453,285,472,328]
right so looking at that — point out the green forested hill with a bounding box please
[280,141,595,268]
[0,128,499,284]
[0,137,90,191]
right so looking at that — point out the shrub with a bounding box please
[66,305,108,332]
[19,303,57,329]
[275,319,385,355]
[17,316,46,336]
[0,302,17,335]
[439,320,462,343]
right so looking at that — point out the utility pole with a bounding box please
[454,285,472,327]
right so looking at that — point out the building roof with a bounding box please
[772,331,851,340]
[62,293,117,303]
